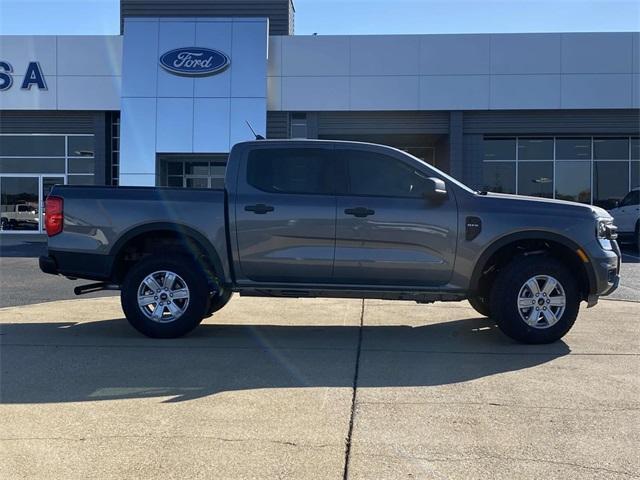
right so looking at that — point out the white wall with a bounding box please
[267,32,640,111]
[0,35,122,110]
[2,31,637,114]
[118,17,268,186]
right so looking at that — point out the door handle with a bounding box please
[344,207,375,218]
[245,204,274,214]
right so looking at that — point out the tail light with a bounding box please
[45,196,64,236]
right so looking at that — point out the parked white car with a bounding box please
[0,203,39,230]
[608,188,639,249]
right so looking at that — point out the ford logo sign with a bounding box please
[159,47,230,77]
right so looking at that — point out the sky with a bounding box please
[0,0,638,36]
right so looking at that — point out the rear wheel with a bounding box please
[121,255,209,338]
[489,256,580,344]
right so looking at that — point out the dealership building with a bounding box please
[0,0,638,233]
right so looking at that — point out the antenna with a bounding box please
[246,121,265,140]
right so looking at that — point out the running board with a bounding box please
[238,288,465,303]
[74,282,120,296]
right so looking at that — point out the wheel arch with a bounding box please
[470,231,598,299]
[108,222,226,284]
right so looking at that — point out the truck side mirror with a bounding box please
[423,177,447,201]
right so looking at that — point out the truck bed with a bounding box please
[45,185,229,281]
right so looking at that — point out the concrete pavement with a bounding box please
[1,296,638,479]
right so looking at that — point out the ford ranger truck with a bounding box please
[39,140,621,343]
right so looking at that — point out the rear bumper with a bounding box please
[39,250,113,281]
[39,255,59,275]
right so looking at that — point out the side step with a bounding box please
[74,282,120,296]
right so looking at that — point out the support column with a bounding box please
[448,111,464,182]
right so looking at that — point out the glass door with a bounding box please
[0,177,40,232]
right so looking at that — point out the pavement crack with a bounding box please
[342,299,365,480]
[358,400,640,412]
[0,434,329,449]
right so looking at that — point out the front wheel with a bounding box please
[121,255,210,338]
[204,288,233,318]
[489,256,580,344]
[468,295,491,317]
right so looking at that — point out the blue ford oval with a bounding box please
[159,47,230,77]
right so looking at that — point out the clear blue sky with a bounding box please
[0,0,638,36]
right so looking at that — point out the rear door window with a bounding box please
[247,148,335,195]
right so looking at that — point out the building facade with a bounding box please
[0,0,638,233]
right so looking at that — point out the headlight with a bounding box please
[596,218,618,240]
[596,218,618,249]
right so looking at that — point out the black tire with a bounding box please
[489,255,580,344]
[204,288,233,318]
[468,295,491,317]
[635,221,640,252]
[121,255,209,338]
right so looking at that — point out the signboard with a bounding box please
[159,48,230,77]
[0,61,47,91]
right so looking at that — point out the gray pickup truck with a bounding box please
[40,140,621,343]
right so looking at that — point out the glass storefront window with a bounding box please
[68,158,95,174]
[518,161,554,198]
[186,178,208,189]
[67,175,95,185]
[185,162,209,176]
[0,158,66,174]
[68,136,95,157]
[0,177,39,231]
[555,161,591,203]
[594,138,629,160]
[158,155,228,189]
[556,138,591,160]
[0,135,65,157]
[631,162,639,189]
[482,162,516,194]
[0,134,96,234]
[593,161,630,209]
[518,138,553,160]
[290,113,308,139]
[482,136,634,203]
[483,138,515,161]
[167,176,183,187]
[631,138,639,160]
[167,161,183,176]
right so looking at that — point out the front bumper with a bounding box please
[587,240,620,305]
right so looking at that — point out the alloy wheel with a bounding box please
[517,275,566,329]
[137,270,190,323]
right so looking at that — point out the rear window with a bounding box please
[247,148,334,195]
